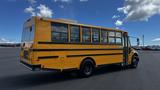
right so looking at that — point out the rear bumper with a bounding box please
[20,60,41,71]
[20,60,61,72]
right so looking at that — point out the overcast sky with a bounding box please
[0,0,160,45]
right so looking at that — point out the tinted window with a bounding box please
[116,38,122,44]
[116,32,122,37]
[108,31,115,44]
[24,27,30,42]
[101,30,108,43]
[70,26,80,42]
[22,25,35,42]
[51,23,68,42]
[116,32,122,44]
[108,32,115,37]
[109,37,115,44]
[92,28,100,43]
[82,27,91,43]
[30,26,35,42]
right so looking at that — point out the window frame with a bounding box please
[48,21,123,45]
[51,22,69,43]
[108,31,116,44]
[70,25,81,43]
[82,27,91,43]
[101,29,108,44]
[115,31,123,45]
[92,28,100,43]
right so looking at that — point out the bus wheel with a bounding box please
[79,59,95,77]
[131,55,139,68]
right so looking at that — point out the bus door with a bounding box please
[123,32,129,65]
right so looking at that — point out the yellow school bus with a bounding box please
[20,17,139,77]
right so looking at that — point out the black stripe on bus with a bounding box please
[37,53,123,59]
[32,48,123,52]
[38,42,122,45]
[38,56,59,59]
[67,53,123,57]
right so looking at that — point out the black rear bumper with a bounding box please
[20,60,61,71]
[20,61,41,71]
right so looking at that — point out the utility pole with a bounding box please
[142,35,144,47]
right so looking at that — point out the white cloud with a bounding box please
[24,6,35,16]
[116,27,120,29]
[112,15,120,19]
[59,5,64,8]
[115,20,123,26]
[54,0,88,3]
[0,38,9,42]
[24,4,53,18]
[54,0,72,3]
[37,4,53,18]
[54,0,89,9]
[28,0,37,5]
[152,38,160,42]
[8,0,17,2]
[80,0,88,2]
[25,0,37,16]
[118,0,160,21]
[0,38,15,43]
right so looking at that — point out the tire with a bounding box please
[79,59,95,77]
[131,55,139,68]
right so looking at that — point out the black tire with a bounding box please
[79,59,95,77]
[131,55,139,68]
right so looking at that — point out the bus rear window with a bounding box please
[22,25,35,42]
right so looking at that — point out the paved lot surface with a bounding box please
[0,48,160,90]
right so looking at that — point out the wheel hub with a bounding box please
[84,64,92,75]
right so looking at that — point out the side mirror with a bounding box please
[137,38,140,46]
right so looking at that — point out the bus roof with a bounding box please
[32,16,125,32]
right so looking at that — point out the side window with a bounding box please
[51,23,68,42]
[115,32,122,44]
[82,27,91,43]
[70,25,80,43]
[108,31,115,44]
[92,28,100,43]
[101,30,108,43]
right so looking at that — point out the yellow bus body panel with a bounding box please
[20,17,135,71]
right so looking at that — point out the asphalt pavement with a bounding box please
[0,47,160,90]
